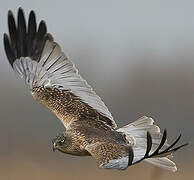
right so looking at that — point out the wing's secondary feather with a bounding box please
[4,8,117,129]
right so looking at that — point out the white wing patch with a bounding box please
[100,156,129,170]
[12,40,116,127]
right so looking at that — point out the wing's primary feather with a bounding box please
[4,8,117,129]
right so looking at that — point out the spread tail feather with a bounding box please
[117,116,188,171]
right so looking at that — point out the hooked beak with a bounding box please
[52,142,57,152]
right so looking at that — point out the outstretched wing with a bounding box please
[85,129,188,171]
[4,8,117,129]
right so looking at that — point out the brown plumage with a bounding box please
[4,8,188,171]
[32,86,129,158]
[32,86,114,128]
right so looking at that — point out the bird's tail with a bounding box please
[117,116,188,172]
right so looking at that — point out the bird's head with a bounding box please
[52,133,66,152]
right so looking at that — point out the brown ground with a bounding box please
[1,148,193,180]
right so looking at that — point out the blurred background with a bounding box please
[0,0,193,179]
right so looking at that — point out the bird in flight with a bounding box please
[4,8,187,171]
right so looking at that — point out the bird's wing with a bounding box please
[85,128,188,171]
[85,141,132,170]
[4,8,117,129]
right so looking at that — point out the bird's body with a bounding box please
[32,86,129,157]
[57,120,128,157]
[4,8,187,172]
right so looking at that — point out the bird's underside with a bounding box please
[4,8,188,171]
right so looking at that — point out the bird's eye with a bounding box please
[58,139,65,145]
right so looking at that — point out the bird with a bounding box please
[4,8,188,172]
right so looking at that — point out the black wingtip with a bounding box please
[4,33,8,42]
[37,20,47,37]
[171,143,189,152]
[4,33,15,66]
[4,8,49,64]
[29,10,36,24]
[8,10,15,23]
[17,7,27,57]
[18,8,25,23]
[149,129,188,158]
[182,142,189,147]
[18,7,24,16]
[4,33,9,49]
[154,129,167,154]
[144,131,152,158]
[29,10,35,15]
[8,10,13,17]
[31,19,47,60]
[131,129,188,166]
[18,7,25,17]
[184,143,189,146]
[128,147,134,166]
[18,7,23,11]
[28,10,37,32]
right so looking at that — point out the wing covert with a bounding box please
[4,8,117,129]
[85,142,132,170]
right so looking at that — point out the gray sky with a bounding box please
[0,0,193,165]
